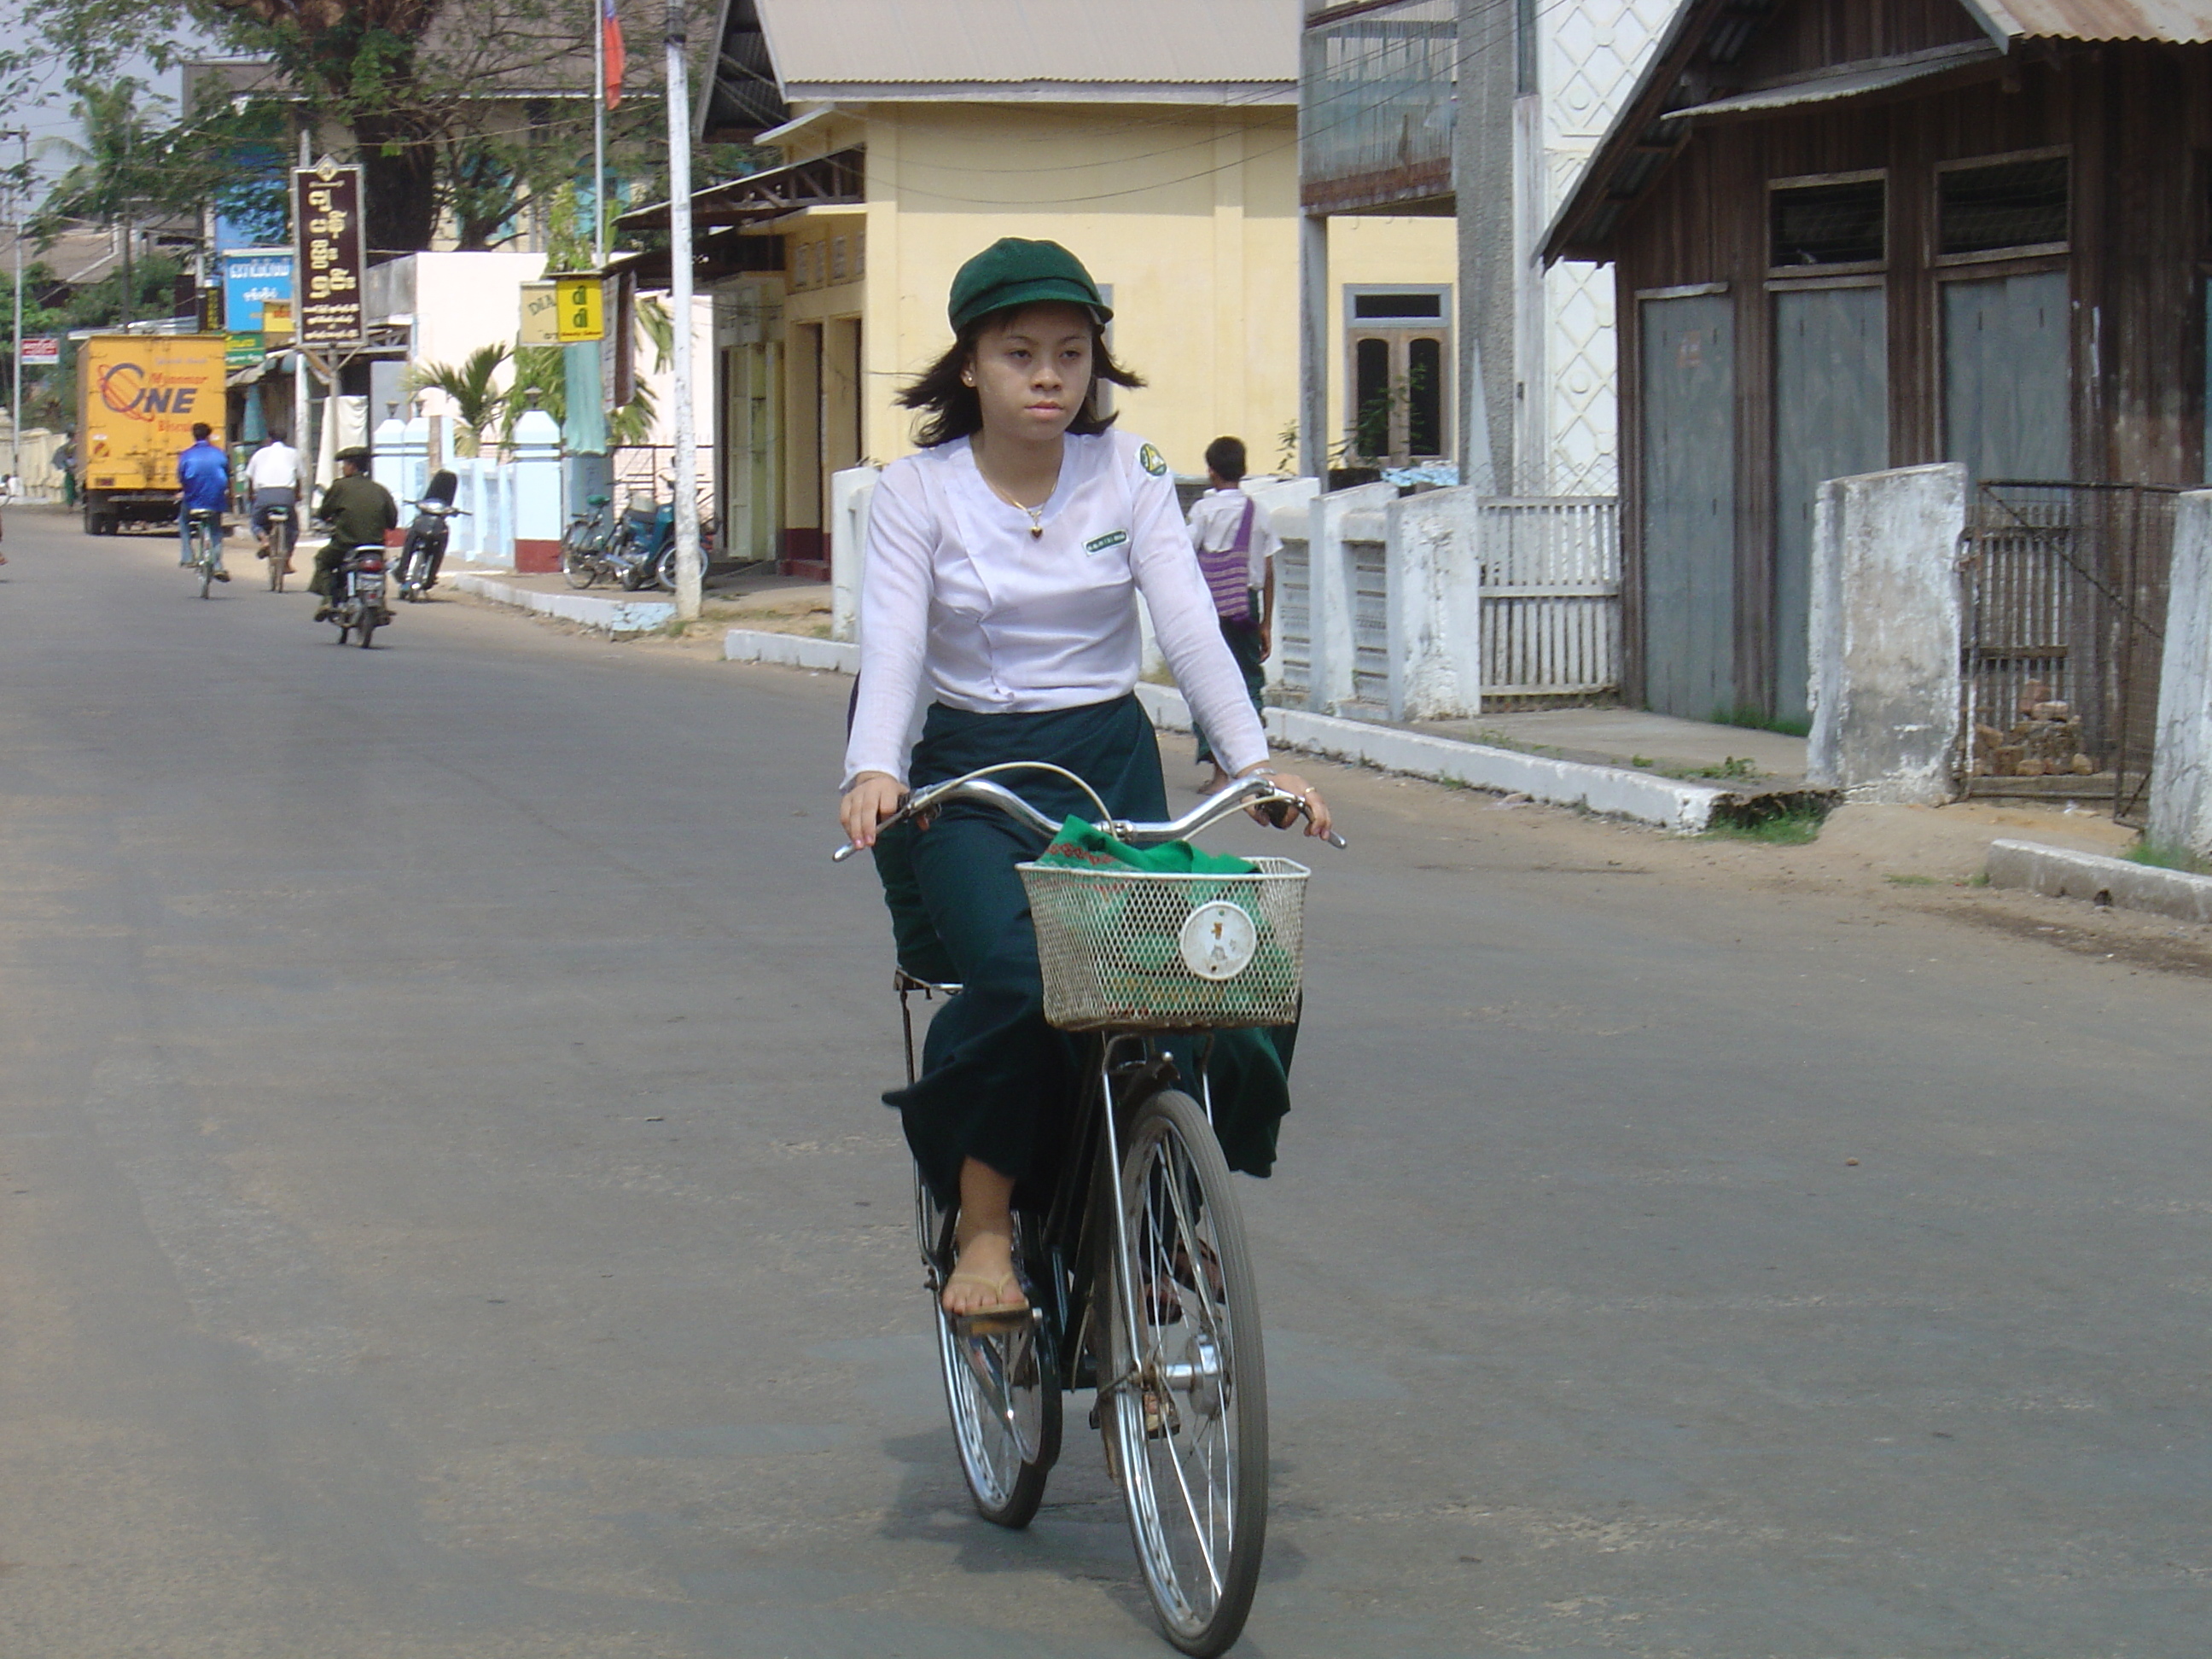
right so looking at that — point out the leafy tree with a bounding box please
[1,0,721,255]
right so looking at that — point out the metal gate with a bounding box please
[1958,481,2176,821]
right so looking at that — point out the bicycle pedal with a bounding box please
[953,1305,1035,1338]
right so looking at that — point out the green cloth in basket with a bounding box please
[1030,818,1295,1017]
[1033,817,1256,876]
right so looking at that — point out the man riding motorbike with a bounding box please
[310,446,398,622]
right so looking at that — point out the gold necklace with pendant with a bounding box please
[978,450,1056,538]
[986,478,1048,538]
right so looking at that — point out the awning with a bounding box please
[614,148,864,234]
[1669,42,2003,119]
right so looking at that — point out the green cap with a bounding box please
[947,238,1110,331]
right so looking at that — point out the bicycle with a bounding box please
[836,769,1343,1656]
[560,494,647,591]
[261,502,297,591]
[183,507,224,598]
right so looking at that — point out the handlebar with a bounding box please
[832,769,1346,863]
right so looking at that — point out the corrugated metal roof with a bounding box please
[754,0,1298,88]
[1969,0,2212,41]
[1671,43,2002,118]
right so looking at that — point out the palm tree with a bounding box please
[405,343,510,456]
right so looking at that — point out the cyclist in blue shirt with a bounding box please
[177,422,230,580]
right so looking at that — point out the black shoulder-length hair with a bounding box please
[897,304,1146,448]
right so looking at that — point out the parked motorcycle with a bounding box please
[394,469,465,602]
[329,543,390,647]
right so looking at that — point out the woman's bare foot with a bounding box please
[942,1221,1027,1318]
[942,1156,1027,1318]
[1198,765,1232,795]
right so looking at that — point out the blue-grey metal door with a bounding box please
[1640,292,1737,719]
[1773,283,1889,725]
[1942,269,2070,485]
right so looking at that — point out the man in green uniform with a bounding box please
[311,446,399,621]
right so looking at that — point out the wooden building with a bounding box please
[1544,0,2212,725]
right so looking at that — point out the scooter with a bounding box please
[394,469,465,602]
[329,543,390,647]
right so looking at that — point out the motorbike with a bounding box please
[329,542,390,648]
[394,469,465,602]
[632,496,720,591]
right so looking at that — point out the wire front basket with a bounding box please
[1016,858,1308,1032]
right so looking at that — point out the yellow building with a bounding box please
[671,0,1454,571]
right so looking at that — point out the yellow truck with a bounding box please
[77,333,230,536]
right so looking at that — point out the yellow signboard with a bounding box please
[555,275,605,343]
[261,299,294,340]
[519,282,561,345]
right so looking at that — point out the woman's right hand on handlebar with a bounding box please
[840,771,908,850]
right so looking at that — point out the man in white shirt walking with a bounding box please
[1186,435,1281,793]
[243,430,303,568]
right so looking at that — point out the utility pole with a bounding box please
[664,0,701,620]
[2,127,27,491]
[592,0,608,265]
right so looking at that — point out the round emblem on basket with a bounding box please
[1179,900,1260,981]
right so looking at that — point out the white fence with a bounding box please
[441,456,520,567]
[1281,487,1620,719]
[1475,497,1621,701]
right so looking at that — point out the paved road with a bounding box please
[3,507,2208,1657]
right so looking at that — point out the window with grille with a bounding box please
[1770,177,1885,269]
[1939,155,2069,256]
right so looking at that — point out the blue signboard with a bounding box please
[221,249,294,333]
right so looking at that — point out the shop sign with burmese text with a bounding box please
[294,160,364,346]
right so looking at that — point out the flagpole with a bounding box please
[592,0,608,265]
[665,0,701,621]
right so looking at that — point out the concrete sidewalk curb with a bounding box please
[1135,684,1732,833]
[713,626,1732,831]
[716,628,1745,830]
[1986,838,2212,924]
[722,629,859,672]
[456,574,675,635]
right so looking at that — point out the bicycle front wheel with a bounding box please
[1100,1088,1268,1657]
[920,1170,1061,1528]
[561,528,599,590]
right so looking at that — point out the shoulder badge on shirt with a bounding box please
[1138,442,1167,477]
[1085,529,1129,555]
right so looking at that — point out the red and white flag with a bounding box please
[602,0,626,110]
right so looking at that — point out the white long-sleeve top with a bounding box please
[843,430,1272,788]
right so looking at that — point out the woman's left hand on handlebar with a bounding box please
[1243,768,1332,840]
[839,771,908,850]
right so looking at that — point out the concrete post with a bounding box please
[1384,485,1484,721]
[509,408,564,573]
[370,413,406,501]
[829,464,880,643]
[2147,489,2212,857]
[1806,462,1967,804]
[1307,480,1398,713]
[1299,215,1330,480]
[399,412,431,505]
[1247,476,1322,691]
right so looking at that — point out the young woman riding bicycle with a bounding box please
[836,239,1334,1323]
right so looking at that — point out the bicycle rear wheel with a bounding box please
[1100,1087,1268,1657]
[919,1170,1061,1528]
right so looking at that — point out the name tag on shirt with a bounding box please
[1085,529,1128,555]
